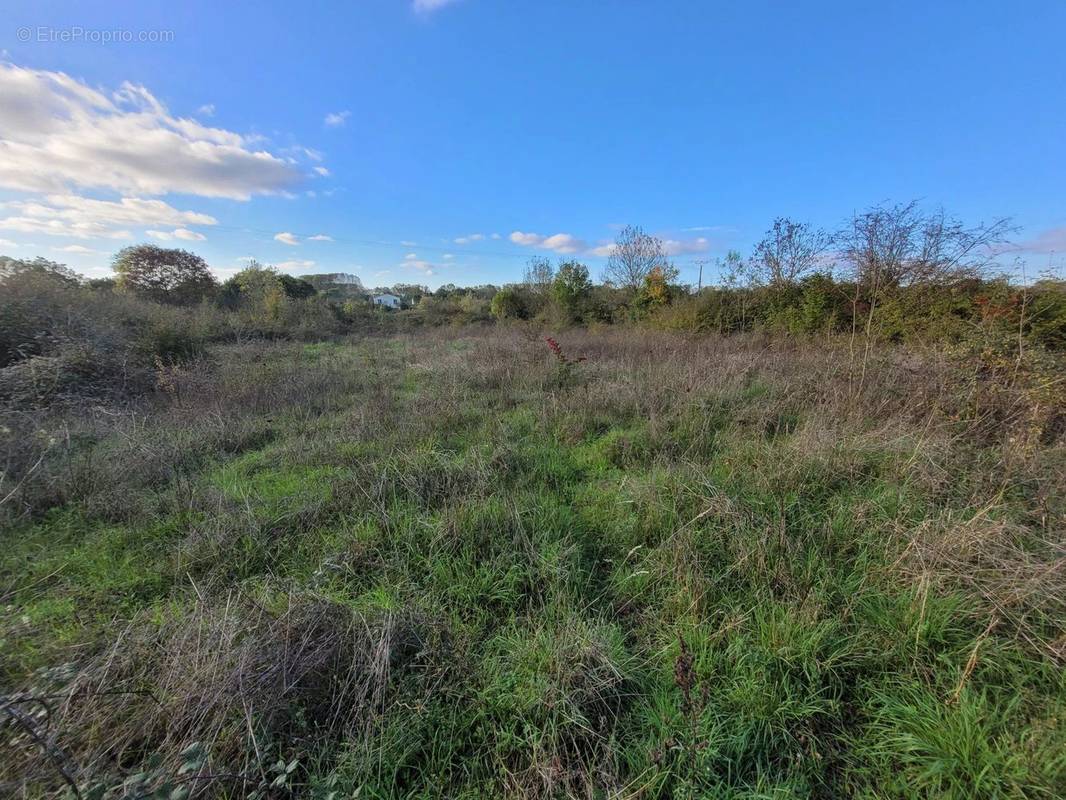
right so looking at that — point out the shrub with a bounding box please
[490,287,532,321]
[0,266,209,406]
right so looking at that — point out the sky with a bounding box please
[1,0,1064,288]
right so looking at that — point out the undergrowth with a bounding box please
[1,330,1063,798]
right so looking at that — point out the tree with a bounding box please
[636,266,673,310]
[524,256,554,296]
[0,256,81,285]
[216,262,295,320]
[748,217,832,287]
[552,261,593,321]
[112,245,216,305]
[836,202,1013,394]
[603,225,673,294]
[838,202,1012,291]
[278,273,316,300]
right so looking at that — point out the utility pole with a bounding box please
[693,259,707,293]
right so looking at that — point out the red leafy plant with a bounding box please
[545,337,586,365]
[544,337,587,388]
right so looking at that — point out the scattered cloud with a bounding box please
[589,236,710,258]
[0,194,215,240]
[413,0,463,13]
[0,215,129,240]
[399,253,440,275]
[274,231,299,246]
[513,227,712,259]
[196,103,215,117]
[53,244,101,254]
[509,230,585,254]
[400,240,418,246]
[0,237,17,248]
[0,63,302,199]
[147,227,207,242]
[324,110,351,128]
[662,237,711,256]
[454,233,485,245]
[313,166,330,177]
[541,233,584,254]
[407,261,435,275]
[1002,225,1066,255]
[307,233,333,242]
[275,259,315,271]
[442,253,455,259]
[490,233,501,239]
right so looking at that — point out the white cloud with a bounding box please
[400,240,417,246]
[274,231,299,246]
[324,110,351,127]
[0,194,215,240]
[490,232,501,239]
[0,216,128,240]
[0,237,17,248]
[197,104,215,117]
[413,0,463,12]
[662,237,710,256]
[442,253,455,259]
[275,259,315,271]
[0,63,302,199]
[540,233,584,254]
[53,244,101,254]
[1003,225,1066,255]
[407,261,435,275]
[307,233,333,242]
[509,230,586,254]
[512,228,710,258]
[509,231,541,247]
[313,166,330,177]
[147,227,206,242]
[681,225,736,233]
[454,233,485,244]
[399,255,439,275]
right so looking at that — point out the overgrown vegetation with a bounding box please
[2,322,1063,797]
[1,202,1064,797]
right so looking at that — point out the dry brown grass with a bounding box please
[3,593,421,796]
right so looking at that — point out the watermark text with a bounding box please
[16,26,175,44]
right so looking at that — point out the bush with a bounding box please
[490,287,532,321]
[0,267,210,406]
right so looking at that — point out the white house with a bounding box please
[372,293,402,310]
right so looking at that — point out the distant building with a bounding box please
[372,293,402,309]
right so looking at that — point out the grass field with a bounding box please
[2,329,1064,798]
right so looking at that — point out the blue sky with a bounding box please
[1,0,1064,288]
